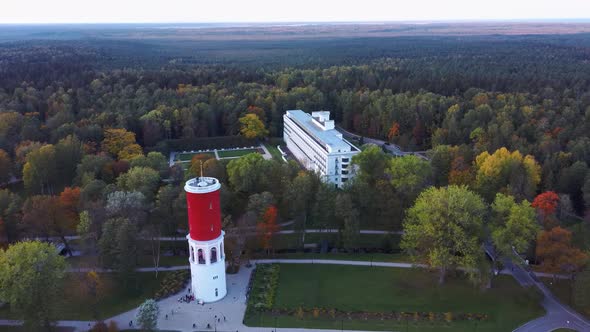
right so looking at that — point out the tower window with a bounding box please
[197,249,205,264]
[211,247,218,263]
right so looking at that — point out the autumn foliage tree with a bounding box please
[532,191,560,228]
[474,147,541,202]
[239,113,268,139]
[257,205,279,254]
[101,128,142,160]
[387,122,400,142]
[536,227,588,276]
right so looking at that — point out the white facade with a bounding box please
[283,110,360,188]
[187,232,227,302]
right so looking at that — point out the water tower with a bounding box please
[184,176,227,302]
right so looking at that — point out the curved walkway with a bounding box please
[507,260,590,332]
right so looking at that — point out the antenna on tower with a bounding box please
[200,161,204,178]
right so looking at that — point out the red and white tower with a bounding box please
[185,176,227,302]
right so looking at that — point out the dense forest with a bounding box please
[1,30,590,276]
[2,25,590,328]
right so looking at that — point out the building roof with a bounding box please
[286,110,356,153]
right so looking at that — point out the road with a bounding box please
[509,259,590,332]
[336,126,429,160]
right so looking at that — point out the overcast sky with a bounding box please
[2,0,590,24]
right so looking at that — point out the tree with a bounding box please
[78,211,97,256]
[536,227,589,276]
[0,189,21,243]
[286,172,318,245]
[311,183,337,230]
[226,153,268,193]
[101,128,138,158]
[401,185,487,284]
[584,176,590,214]
[387,122,400,142]
[0,241,66,330]
[474,147,541,202]
[532,191,560,228]
[117,144,143,161]
[136,299,159,332]
[60,186,81,224]
[387,155,432,203]
[105,191,149,224]
[558,161,589,214]
[189,153,215,178]
[257,205,279,253]
[23,144,57,194]
[22,195,75,254]
[55,135,84,186]
[351,144,389,185]
[98,217,139,285]
[130,152,169,177]
[0,149,12,184]
[117,167,160,201]
[335,193,360,250]
[490,193,539,271]
[239,113,268,139]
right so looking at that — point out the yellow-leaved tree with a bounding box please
[239,113,268,139]
[101,128,143,160]
[474,147,541,202]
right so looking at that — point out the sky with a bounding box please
[2,0,590,24]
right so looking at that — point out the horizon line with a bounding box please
[2,18,590,25]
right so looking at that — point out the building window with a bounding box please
[197,249,205,264]
[190,246,195,263]
[220,243,224,259]
[215,288,218,297]
[210,247,218,263]
[342,158,349,163]
[342,178,348,182]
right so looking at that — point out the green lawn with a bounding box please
[244,264,545,332]
[254,252,410,262]
[66,255,189,268]
[0,272,176,321]
[264,143,284,161]
[175,151,215,161]
[276,232,401,251]
[217,148,260,158]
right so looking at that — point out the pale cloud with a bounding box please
[1,0,589,23]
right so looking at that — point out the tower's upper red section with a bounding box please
[185,177,222,241]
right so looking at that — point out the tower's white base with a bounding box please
[187,233,227,302]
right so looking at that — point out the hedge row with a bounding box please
[247,264,280,312]
[270,307,489,323]
[154,270,190,300]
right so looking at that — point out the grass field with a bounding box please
[175,151,215,161]
[217,148,260,158]
[0,272,174,321]
[244,264,545,332]
[254,252,410,262]
[66,255,189,268]
[264,143,284,161]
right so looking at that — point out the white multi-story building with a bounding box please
[283,110,360,188]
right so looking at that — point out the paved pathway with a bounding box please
[258,143,272,160]
[508,259,590,332]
